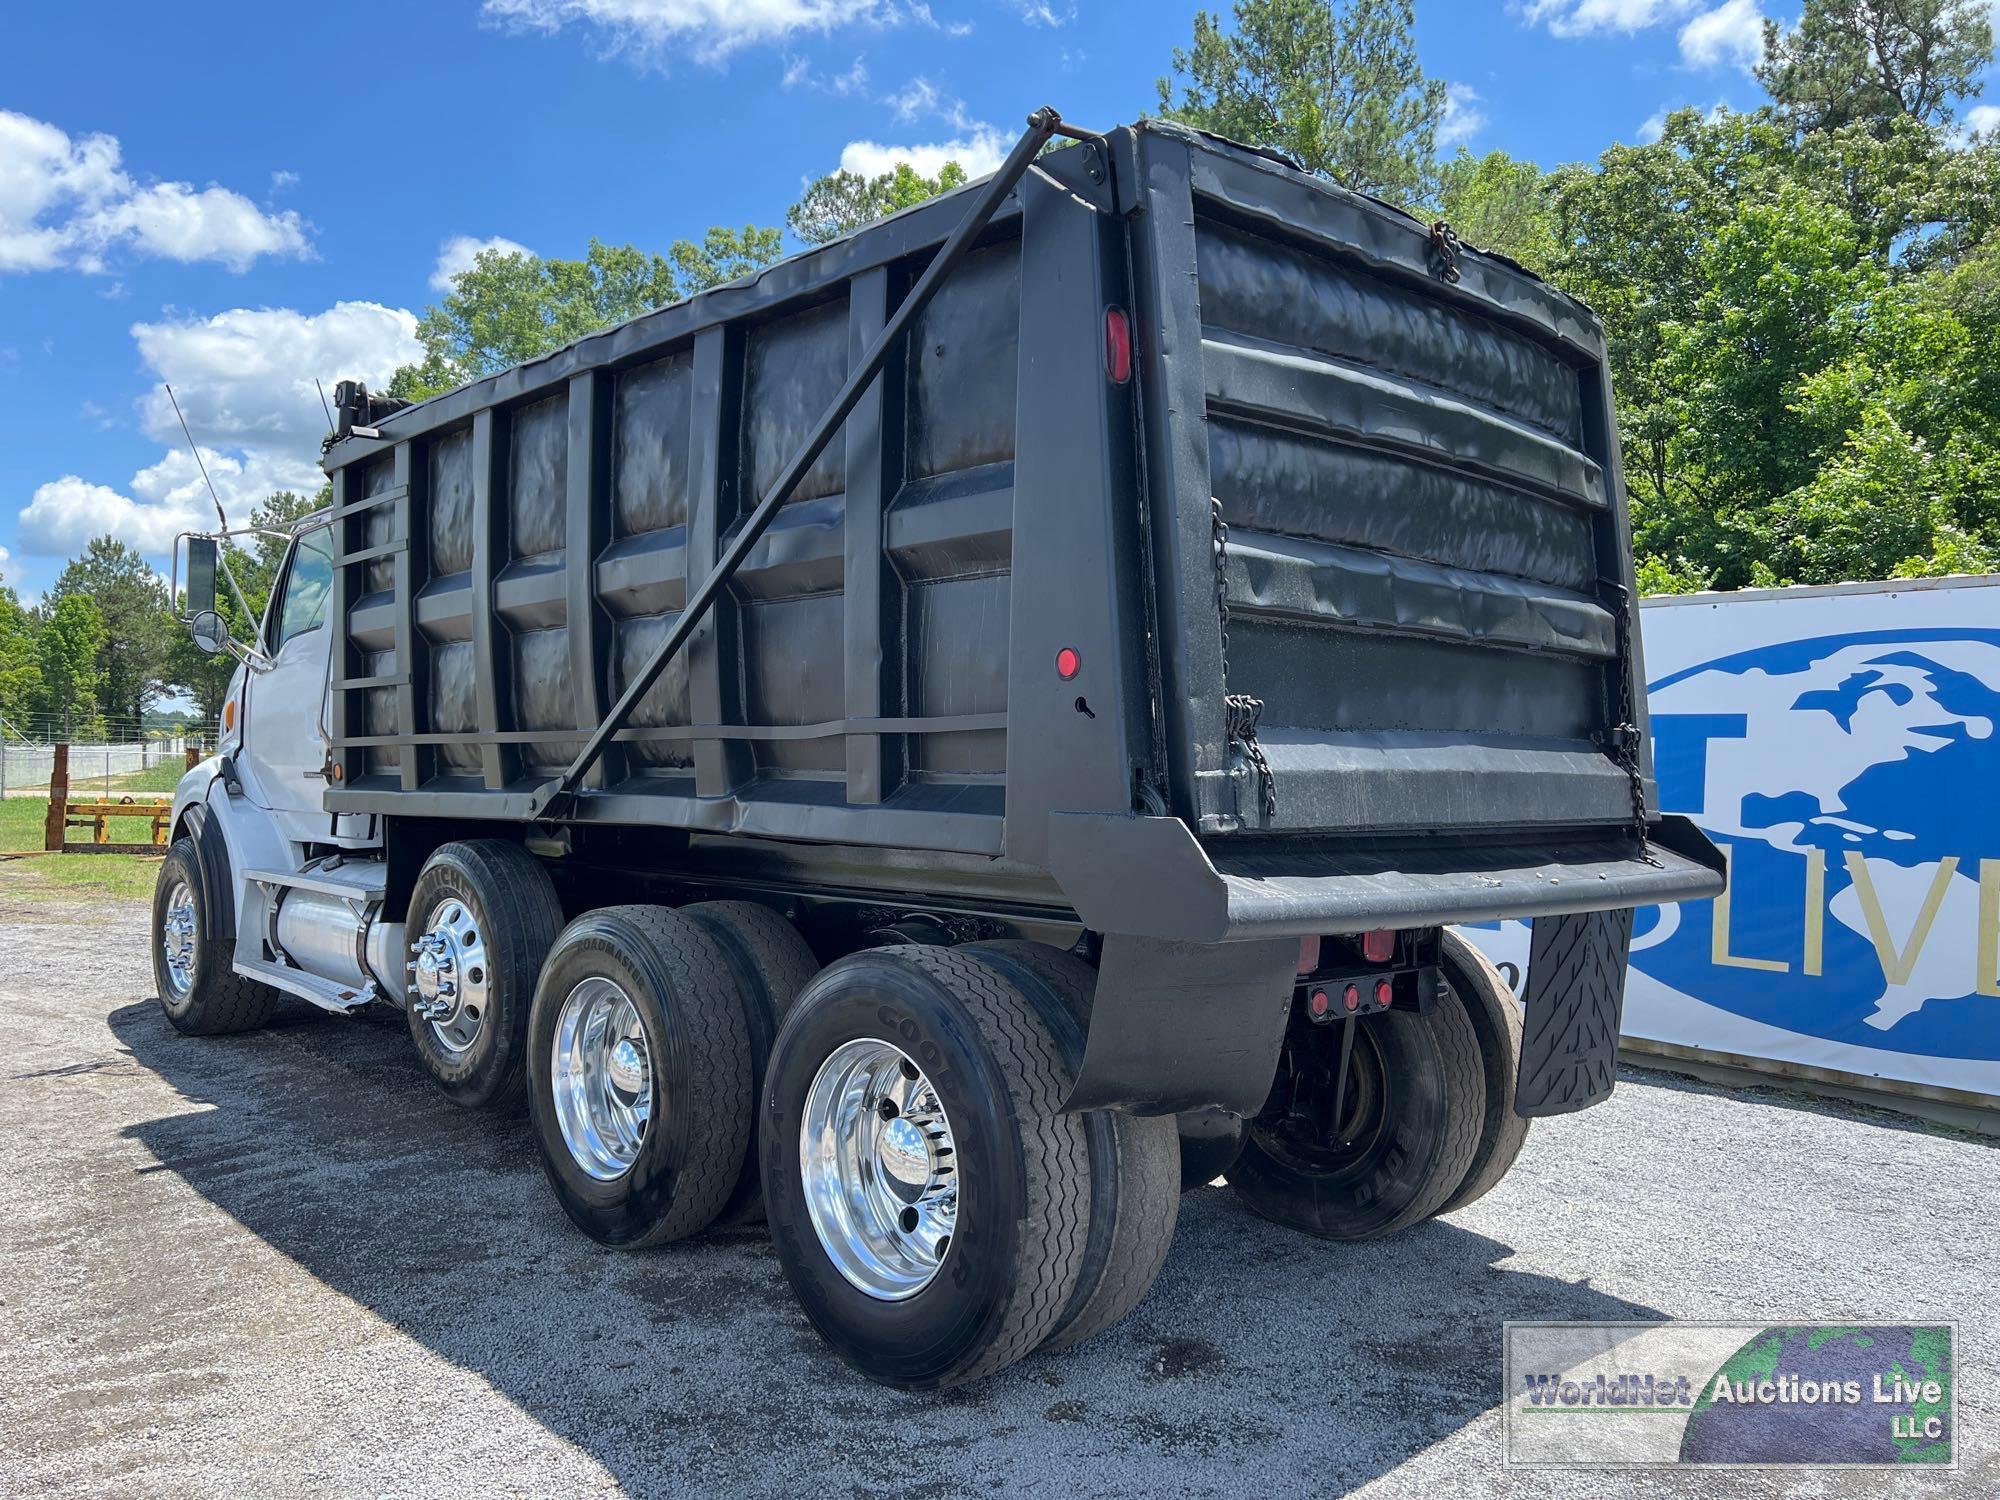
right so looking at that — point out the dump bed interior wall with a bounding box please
[1126,127,1651,839]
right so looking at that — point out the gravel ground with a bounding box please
[1,889,1993,1499]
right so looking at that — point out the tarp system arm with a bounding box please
[528,105,1103,822]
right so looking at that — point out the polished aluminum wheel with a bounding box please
[160,878,197,999]
[550,977,653,1181]
[408,896,491,1054]
[799,1039,959,1301]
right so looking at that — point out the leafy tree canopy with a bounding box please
[788,160,970,246]
[1757,0,1994,134]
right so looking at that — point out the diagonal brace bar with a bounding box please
[529,105,1099,822]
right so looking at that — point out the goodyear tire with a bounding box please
[152,838,277,1036]
[1229,989,1484,1241]
[759,945,1089,1389]
[963,940,1181,1352]
[405,840,563,1111]
[679,900,819,1227]
[528,906,752,1248]
[1432,929,1533,1216]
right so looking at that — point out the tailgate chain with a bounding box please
[1605,582,1662,867]
[1210,497,1277,823]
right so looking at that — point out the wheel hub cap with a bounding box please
[161,880,197,998]
[406,898,490,1054]
[799,1039,959,1301]
[551,977,653,1181]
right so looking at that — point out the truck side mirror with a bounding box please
[186,536,219,619]
[190,609,231,657]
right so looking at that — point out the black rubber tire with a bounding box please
[759,945,1090,1389]
[527,906,752,1248]
[152,839,277,1036]
[405,840,563,1111]
[1433,929,1533,1217]
[1229,991,1485,1241]
[1175,1107,1246,1191]
[679,900,820,1228]
[962,940,1181,1352]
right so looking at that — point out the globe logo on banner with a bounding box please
[1639,629,2000,1062]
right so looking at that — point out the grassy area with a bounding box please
[0,794,167,902]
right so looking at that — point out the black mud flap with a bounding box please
[1515,907,1634,1118]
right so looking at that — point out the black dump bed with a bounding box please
[320,118,1721,938]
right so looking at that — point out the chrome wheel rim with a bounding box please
[408,896,491,1054]
[551,977,652,1181]
[799,1038,959,1301]
[161,879,197,999]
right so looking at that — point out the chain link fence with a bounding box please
[0,714,204,798]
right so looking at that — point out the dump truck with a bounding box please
[157,109,1724,1390]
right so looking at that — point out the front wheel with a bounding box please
[759,946,1090,1389]
[152,840,276,1036]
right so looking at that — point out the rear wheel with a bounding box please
[1432,929,1532,1216]
[1229,988,1483,1241]
[152,839,277,1036]
[405,840,563,1110]
[963,940,1181,1352]
[527,906,752,1247]
[679,900,819,1227]
[760,945,1089,1389]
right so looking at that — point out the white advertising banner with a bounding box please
[1462,576,2000,1104]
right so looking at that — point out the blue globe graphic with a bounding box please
[1635,628,2000,1063]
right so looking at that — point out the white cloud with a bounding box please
[1637,108,1670,142]
[884,76,975,128]
[269,169,300,193]
[1439,83,1488,147]
[0,543,11,585]
[16,302,420,559]
[1519,0,1698,37]
[839,126,1009,179]
[430,233,535,291]
[480,0,903,65]
[0,108,308,275]
[1679,0,1764,69]
[1968,104,2000,135]
[782,53,870,93]
[1011,0,1073,23]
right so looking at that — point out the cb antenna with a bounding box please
[163,382,257,626]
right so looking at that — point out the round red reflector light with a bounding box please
[1342,984,1360,1012]
[1055,647,1081,680]
[1307,987,1330,1019]
[1375,978,1393,1007]
[1104,307,1132,384]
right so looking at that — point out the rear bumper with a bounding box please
[1046,812,1724,943]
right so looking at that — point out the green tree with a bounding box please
[35,594,106,739]
[1435,148,1559,273]
[1157,0,1446,205]
[1757,0,1994,134]
[46,536,170,730]
[0,585,40,725]
[787,160,970,245]
[389,231,784,400]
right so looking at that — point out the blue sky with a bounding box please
[0,0,1974,600]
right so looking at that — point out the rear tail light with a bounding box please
[1104,307,1132,384]
[1360,928,1395,964]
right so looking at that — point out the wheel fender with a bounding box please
[177,801,237,941]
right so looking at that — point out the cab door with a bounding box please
[237,524,337,846]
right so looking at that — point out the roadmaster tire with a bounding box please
[1229,988,1484,1241]
[679,900,820,1228]
[152,838,277,1036]
[1433,929,1533,1217]
[962,940,1181,1352]
[405,840,563,1111]
[528,906,752,1248]
[759,945,1090,1389]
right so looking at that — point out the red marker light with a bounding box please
[1375,978,1394,1008]
[1307,987,1330,1019]
[1342,984,1360,1012]
[1055,647,1081,680]
[1104,307,1132,384]
[1361,928,1395,964]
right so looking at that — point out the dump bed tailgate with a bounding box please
[1129,124,1649,843]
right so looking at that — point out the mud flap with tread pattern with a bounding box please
[1515,907,1633,1118]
